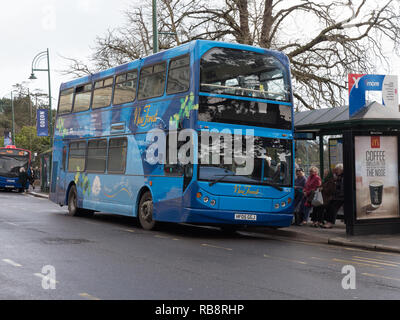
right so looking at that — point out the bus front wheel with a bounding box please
[138,191,156,230]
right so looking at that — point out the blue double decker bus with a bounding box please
[0,146,31,192]
[50,40,294,230]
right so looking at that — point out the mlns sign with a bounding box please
[348,74,399,118]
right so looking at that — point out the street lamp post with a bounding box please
[152,0,158,53]
[152,1,177,54]
[29,48,52,139]
[11,91,15,145]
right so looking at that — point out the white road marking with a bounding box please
[2,259,22,267]
[4,222,18,226]
[79,292,101,300]
[122,229,135,233]
[264,254,307,265]
[154,235,169,239]
[201,243,233,251]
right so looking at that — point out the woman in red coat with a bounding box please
[300,166,322,225]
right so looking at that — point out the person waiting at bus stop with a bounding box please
[310,169,336,227]
[293,167,306,224]
[18,167,28,193]
[300,166,321,225]
[322,163,344,229]
[28,167,35,190]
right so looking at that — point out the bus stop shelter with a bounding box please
[295,102,400,235]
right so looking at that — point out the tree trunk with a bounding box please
[259,0,273,48]
[237,0,252,45]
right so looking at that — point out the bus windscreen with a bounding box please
[0,154,29,177]
[200,47,290,102]
[198,135,292,187]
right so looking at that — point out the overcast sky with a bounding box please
[1,0,399,109]
[0,0,129,104]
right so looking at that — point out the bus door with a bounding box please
[56,146,68,204]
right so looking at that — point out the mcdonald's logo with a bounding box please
[371,136,380,148]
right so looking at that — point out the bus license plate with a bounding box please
[5,185,14,188]
[235,213,257,221]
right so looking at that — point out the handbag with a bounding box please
[311,190,323,207]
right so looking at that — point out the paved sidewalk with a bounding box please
[26,189,49,199]
[253,220,400,254]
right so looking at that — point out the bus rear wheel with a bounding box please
[138,191,156,230]
[67,185,93,217]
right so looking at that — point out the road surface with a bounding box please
[0,191,399,300]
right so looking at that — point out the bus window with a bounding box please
[73,84,92,112]
[107,138,127,173]
[113,71,137,105]
[68,141,86,172]
[58,88,74,114]
[138,62,166,100]
[93,77,114,109]
[167,55,190,95]
[87,139,107,172]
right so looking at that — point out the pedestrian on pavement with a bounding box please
[301,166,322,225]
[322,163,344,229]
[19,167,28,193]
[310,169,335,227]
[28,167,35,190]
[293,167,306,225]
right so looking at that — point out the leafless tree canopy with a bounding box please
[63,0,400,110]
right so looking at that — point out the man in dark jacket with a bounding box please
[323,164,344,228]
[19,167,28,192]
[293,168,306,224]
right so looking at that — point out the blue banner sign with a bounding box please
[348,74,399,118]
[37,109,49,137]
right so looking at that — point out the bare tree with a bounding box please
[63,0,400,110]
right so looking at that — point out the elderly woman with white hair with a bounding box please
[322,163,344,229]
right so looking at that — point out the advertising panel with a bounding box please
[355,136,399,220]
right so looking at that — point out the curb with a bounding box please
[251,228,400,254]
[27,191,49,199]
[327,237,400,254]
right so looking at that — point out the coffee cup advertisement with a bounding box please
[354,136,399,219]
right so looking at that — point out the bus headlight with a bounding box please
[274,203,280,209]
[281,201,286,207]
[203,196,209,203]
[210,199,216,206]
